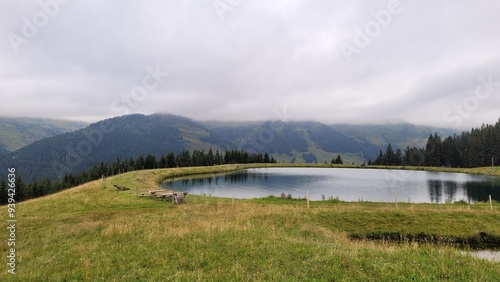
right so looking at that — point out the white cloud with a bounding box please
[0,0,499,129]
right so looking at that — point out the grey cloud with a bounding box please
[1,0,499,129]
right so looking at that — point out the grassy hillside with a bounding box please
[2,165,499,281]
[0,117,87,152]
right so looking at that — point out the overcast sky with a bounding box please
[1,0,499,129]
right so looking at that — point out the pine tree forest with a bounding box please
[370,118,500,168]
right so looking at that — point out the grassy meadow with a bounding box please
[2,164,500,281]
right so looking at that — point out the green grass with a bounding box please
[2,165,500,281]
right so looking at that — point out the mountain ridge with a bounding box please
[332,122,458,149]
[0,113,460,182]
[0,117,88,152]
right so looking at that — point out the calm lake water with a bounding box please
[463,250,500,262]
[161,167,500,203]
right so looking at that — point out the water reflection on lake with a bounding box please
[161,167,500,203]
[462,250,500,262]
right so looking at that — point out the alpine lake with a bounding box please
[162,167,500,204]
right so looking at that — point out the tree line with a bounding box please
[331,154,344,164]
[0,149,276,204]
[369,118,500,167]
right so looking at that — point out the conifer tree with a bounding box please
[384,144,396,165]
[264,152,270,163]
[374,150,384,165]
[159,155,168,168]
[214,150,223,165]
[335,155,343,164]
[15,176,26,202]
[207,149,215,166]
[424,134,443,167]
[166,152,177,168]
[442,136,461,167]
[0,178,7,205]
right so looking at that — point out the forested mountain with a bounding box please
[1,114,383,181]
[204,121,383,164]
[2,113,496,183]
[0,144,7,156]
[0,117,87,152]
[1,114,225,182]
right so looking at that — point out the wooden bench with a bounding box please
[157,192,174,201]
[157,191,188,204]
[146,190,188,204]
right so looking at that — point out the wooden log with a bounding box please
[113,184,130,191]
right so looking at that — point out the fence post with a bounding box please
[490,195,493,211]
[101,174,106,189]
[307,191,310,209]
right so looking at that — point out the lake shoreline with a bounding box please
[155,163,499,204]
[156,163,500,186]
